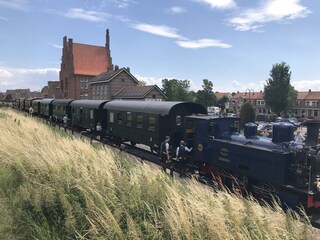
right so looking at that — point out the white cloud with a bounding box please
[192,0,236,9]
[0,0,29,11]
[292,80,320,91]
[176,38,232,49]
[64,8,109,22]
[135,74,202,92]
[116,0,135,8]
[106,0,136,9]
[0,69,13,78]
[131,23,231,49]
[166,6,187,14]
[228,0,310,31]
[0,67,59,92]
[131,23,184,39]
[50,43,62,49]
[0,16,8,20]
[134,75,163,87]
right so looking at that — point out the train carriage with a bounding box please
[32,99,42,115]
[23,97,42,112]
[52,99,74,123]
[23,97,34,112]
[16,98,26,110]
[103,100,207,150]
[70,100,109,131]
[39,98,54,118]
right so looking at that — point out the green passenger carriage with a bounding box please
[103,101,207,150]
[70,100,109,131]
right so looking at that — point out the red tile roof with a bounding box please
[231,91,264,100]
[73,43,110,76]
[305,91,320,100]
[298,92,309,99]
[214,92,229,99]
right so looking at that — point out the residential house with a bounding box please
[229,91,271,116]
[5,89,31,100]
[90,66,138,100]
[292,90,320,119]
[113,85,167,101]
[47,81,62,98]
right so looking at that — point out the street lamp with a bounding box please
[245,88,254,103]
[244,89,255,123]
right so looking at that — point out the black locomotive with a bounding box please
[16,97,320,225]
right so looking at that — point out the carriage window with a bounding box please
[176,116,181,126]
[90,110,94,119]
[117,113,123,125]
[80,108,83,116]
[110,112,114,123]
[148,116,156,131]
[127,112,132,127]
[137,115,143,128]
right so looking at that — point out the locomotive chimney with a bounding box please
[304,120,320,146]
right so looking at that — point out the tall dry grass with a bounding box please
[0,108,314,239]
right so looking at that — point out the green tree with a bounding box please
[286,85,298,116]
[138,80,146,86]
[264,62,294,116]
[196,79,216,108]
[239,102,256,128]
[161,79,191,101]
[216,95,229,111]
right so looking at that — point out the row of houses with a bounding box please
[217,90,320,119]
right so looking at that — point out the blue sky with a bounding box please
[0,0,319,93]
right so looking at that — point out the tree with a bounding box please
[138,80,146,86]
[286,85,298,116]
[264,62,295,116]
[195,79,216,108]
[216,95,229,111]
[161,79,192,101]
[239,102,256,128]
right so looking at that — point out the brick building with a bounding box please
[47,81,61,98]
[60,29,113,99]
[230,91,271,116]
[113,85,167,101]
[90,66,166,101]
[292,90,320,119]
[90,66,138,100]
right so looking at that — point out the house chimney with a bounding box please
[115,65,119,71]
[63,36,67,47]
[126,67,130,72]
[68,38,73,53]
[309,89,311,93]
[105,29,110,49]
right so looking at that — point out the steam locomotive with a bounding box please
[16,97,320,225]
[186,114,320,225]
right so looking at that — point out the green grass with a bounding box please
[0,108,314,239]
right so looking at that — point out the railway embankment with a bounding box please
[0,108,316,239]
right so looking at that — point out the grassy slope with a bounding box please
[0,108,314,239]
